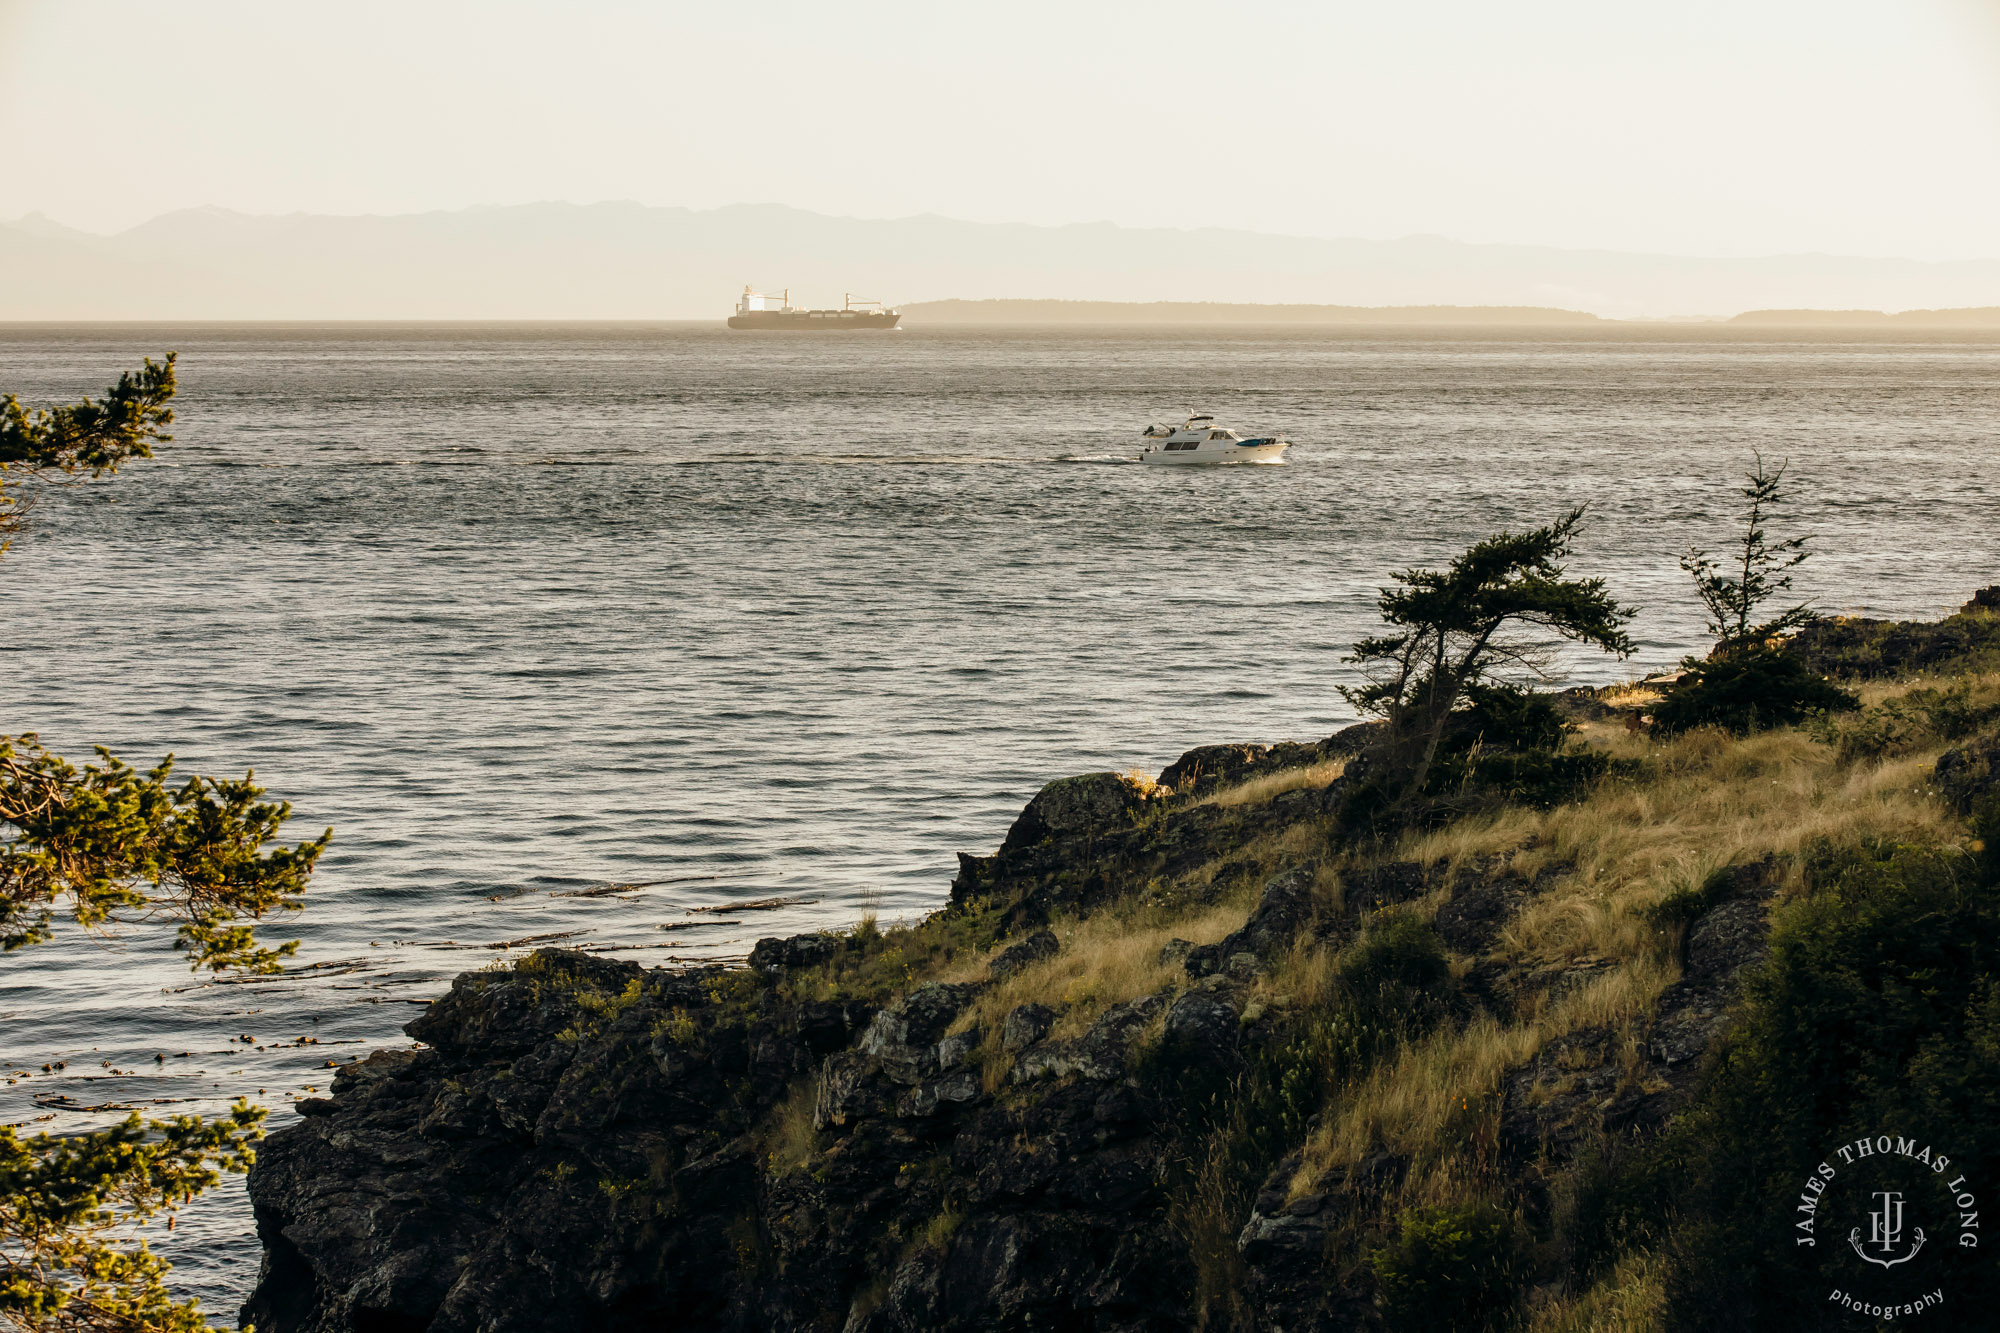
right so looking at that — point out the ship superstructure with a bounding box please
[727,287,900,330]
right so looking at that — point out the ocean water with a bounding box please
[2,321,1996,1316]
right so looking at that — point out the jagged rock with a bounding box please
[1237,1151,1403,1330]
[1962,585,2000,614]
[1498,870,1776,1185]
[815,1048,883,1128]
[989,928,1059,979]
[1162,990,1239,1059]
[1343,860,1430,915]
[897,1066,983,1119]
[247,681,1880,1333]
[1157,743,1279,797]
[859,982,984,1084]
[1013,995,1166,1083]
[1321,720,1388,760]
[1001,1003,1055,1053]
[795,999,879,1057]
[1935,730,2000,814]
[1650,894,1772,1071]
[1000,772,1159,852]
[1157,938,1193,967]
[1154,726,1381,802]
[1155,742,1329,799]
[1186,865,1317,977]
[748,931,840,975]
[1785,607,2000,679]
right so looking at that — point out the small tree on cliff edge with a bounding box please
[1654,457,1857,734]
[1343,505,1636,800]
[2,355,330,1333]
[1677,452,1815,650]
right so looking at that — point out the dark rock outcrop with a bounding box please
[952,730,1363,930]
[1000,1004,1054,1053]
[243,702,1842,1333]
[1156,740,1334,799]
[1785,606,2000,679]
[988,929,1059,979]
[1185,864,1319,978]
[999,771,1159,853]
[749,932,840,975]
[1498,862,1778,1189]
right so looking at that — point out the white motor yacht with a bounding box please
[1138,414,1289,465]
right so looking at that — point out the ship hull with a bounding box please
[726,310,901,330]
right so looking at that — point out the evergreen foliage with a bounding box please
[1336,510,1632,816]
[1651,646,1857,736]
[1368,1201,1526,1331]
[2,356,326,1333]
[1595,806,2000,1331]
[0,353,176,554]
[0,735,329,972]
[1,1106,266,1333]
[1660,457,1859,734]
[1678,453,1814,649]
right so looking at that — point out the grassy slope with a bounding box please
[749,613,2000,1329]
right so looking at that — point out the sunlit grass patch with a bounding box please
[1290,710,1972,1200]
[760,1076,822,1176]
[949,896,1250,1062]
[1195,759,1348,810]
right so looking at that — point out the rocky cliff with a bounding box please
[241,604,2000,1333]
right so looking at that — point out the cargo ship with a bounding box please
[727,287,900,330]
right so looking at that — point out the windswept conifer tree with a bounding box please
[1342,505,1636,801]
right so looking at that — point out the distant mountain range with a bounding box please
[6,202,2000,321]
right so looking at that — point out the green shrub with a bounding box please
[1450,682,1572,755]
[1338,687,1615,834]
[1369,1201,1526,1331]
[1810,680,2000,762]
[1651,646,1858,735]
[1596,805,2000,1330]
[1339,911,1457,1032]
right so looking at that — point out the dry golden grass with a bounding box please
[1195,759,1348,810]
[761,1076,823,1176]
[949,897,1250,1071]
[1520,1250,1668,1333]
[1289,712,1971,1198]
[1247,930,1340,1015]
[1121,767,1165,798]
[1595,680,1668,711]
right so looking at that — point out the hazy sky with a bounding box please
[5,0,2000,259]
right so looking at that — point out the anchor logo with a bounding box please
[1849,1190,1926,1269]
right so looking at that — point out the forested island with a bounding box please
[900,300,1604,326]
